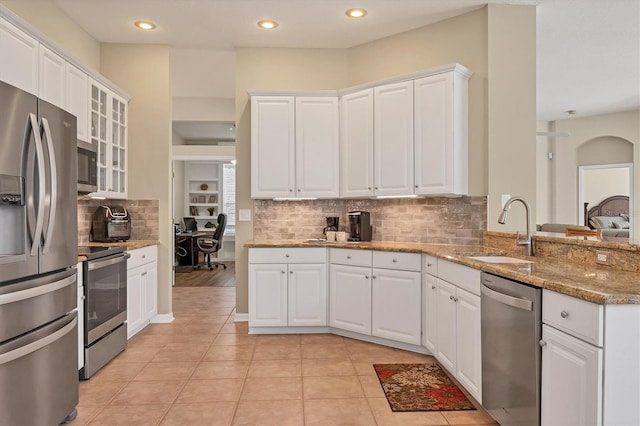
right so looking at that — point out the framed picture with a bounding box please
[197,195,206,203]
[208,194,218,203]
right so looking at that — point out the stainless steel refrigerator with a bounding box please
[0,80,79,425]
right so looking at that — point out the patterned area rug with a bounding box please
[373,363,476,412]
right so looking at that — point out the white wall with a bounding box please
[173,97,235,122]
[583,167,630,209]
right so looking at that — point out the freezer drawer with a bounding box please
[0,312,78,425]
[0,268,76,342]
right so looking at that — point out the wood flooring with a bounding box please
[174,262,235,287]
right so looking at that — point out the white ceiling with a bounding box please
[51,0,639,135]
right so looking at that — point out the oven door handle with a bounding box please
[88,253,130,271]
[481,283,533,311]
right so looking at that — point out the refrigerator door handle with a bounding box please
[0,315,76,366]
[27,113,46,257]
[40,117,57,254]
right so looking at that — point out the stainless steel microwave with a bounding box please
[77,140,98,194]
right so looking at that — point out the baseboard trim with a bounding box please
[234,313,248,322]
[151,313,175,323]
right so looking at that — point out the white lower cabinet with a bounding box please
[422,272,438,354]
[541,324,602,426]
[126,245,158,338]
[248,248,327,329]
[433,259,482,403]
[371,267,421,345]
[329,263,372,335]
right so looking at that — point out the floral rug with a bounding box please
[373,363,476,412]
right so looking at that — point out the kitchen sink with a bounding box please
[468,256,534,264]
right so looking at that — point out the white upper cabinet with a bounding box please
[414,70,469,195]
[0,17,39,95]
[38,45,66,108]
[341,89,374,197]
[90,78,128,199]
[374,81,414,196]
[295,97,339,198]
[66,63,89,142]
[251,96,296,198]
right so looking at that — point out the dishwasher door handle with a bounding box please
[481,283,533,311]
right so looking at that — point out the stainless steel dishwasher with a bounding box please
[480,272,542,426]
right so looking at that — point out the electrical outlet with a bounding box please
[595,250,611,266]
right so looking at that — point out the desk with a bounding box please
[175,231,214,267]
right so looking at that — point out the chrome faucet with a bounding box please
[498,196,533,256]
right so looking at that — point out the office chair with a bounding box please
[196,213,227,270]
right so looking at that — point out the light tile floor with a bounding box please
[72,287,498,425]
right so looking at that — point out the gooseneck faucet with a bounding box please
[498,196,533,256]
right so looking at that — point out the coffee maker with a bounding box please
[347,211,372,242]
[324,216,339,235]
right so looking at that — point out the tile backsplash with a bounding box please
[254,196,487,244]
[77,198,159,243]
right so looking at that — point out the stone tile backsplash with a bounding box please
[77,198,159,243]
[254,196,487,245]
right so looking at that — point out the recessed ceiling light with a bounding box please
[345,8,367,18]
[134,20,156,31]
[257,20,278,29]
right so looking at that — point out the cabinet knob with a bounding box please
[290,270,293,274]
[346,255,351,259]
[539,340,547,347]
[392,259,397,263]
[298,189,301,192]
[431,285,436,290]
[368,187,372,190]
[454,297,459,302]
[142,272,147,276]
[415,185,418,188]
[560,310,569,318]
[374,187,379,190]
[289,189,293,192]
[365,275,369,279]
[142,255,146,259]
[449,295,454,300]
[81,295,86,300]
[285,254,290,258]
[372,275,377,279]
[427,263,432,267]
[281,270,285,274]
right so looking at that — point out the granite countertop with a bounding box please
[77,240,160,262]
[245,240,640,305]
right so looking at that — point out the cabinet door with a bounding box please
[414,73,454,195]
[251,96,295,198]
[142,261,158,322]
[372,268,421,345]
[455,287,482,403]
[89,79,110,194]
[77,285,84,370]
[0,18,39,95]
[341,89,374,197]
[435,278,457,372]
[126,265,144,338]
[295,97,339,198]
[423,273,438,353]
[109,94,127,198]
[329,264,372,335]
[66,63,89,142]
[288,263,327,326]
[38,45,66,108]
[249,263,288,327]
[374,81,414,196]
[541,325,602,426]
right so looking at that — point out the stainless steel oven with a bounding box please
[79,246,129,379]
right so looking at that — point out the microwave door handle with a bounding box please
[28,113,46,257]
[40,117,57,254]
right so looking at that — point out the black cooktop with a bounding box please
[78,245,125,261]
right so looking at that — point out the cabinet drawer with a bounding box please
[330,249,372,267]
[127,245,157,270]
[543,290,603,346]
[249,247,327,264]
[373,251,421,272]
[438,259,480,296]
[423,254,438,276]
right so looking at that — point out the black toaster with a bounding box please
[90,205,131,242]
